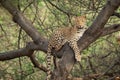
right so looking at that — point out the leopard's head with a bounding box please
[74,15,87,29]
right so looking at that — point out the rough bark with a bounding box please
[52,0,120,80]
[0,0,120,80]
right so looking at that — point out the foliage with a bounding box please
[0,0,120,80]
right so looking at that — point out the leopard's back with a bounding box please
[46,28,69,80]
[46,15,87,80]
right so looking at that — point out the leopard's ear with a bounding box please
[71,16,78,25]
[72,16,77,20]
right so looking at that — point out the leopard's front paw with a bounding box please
[75,55,81,62]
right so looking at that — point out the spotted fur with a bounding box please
[46,15,87,80]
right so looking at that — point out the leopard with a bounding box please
[46,15,87,80]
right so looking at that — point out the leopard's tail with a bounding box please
[46,47,52,80]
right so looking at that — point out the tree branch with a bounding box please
[0,48,31,61]
[46,0,75,16]
[0,0,120,79]
[0,0,119,61]
[0,41,47,61]
[78,0,120,51]
[30,54,48,72]
[101,24,120,36]
[0,0,47,44]
[112,12,120,18]
[52,0,120,79]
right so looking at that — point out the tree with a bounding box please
[0,0,120,80]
